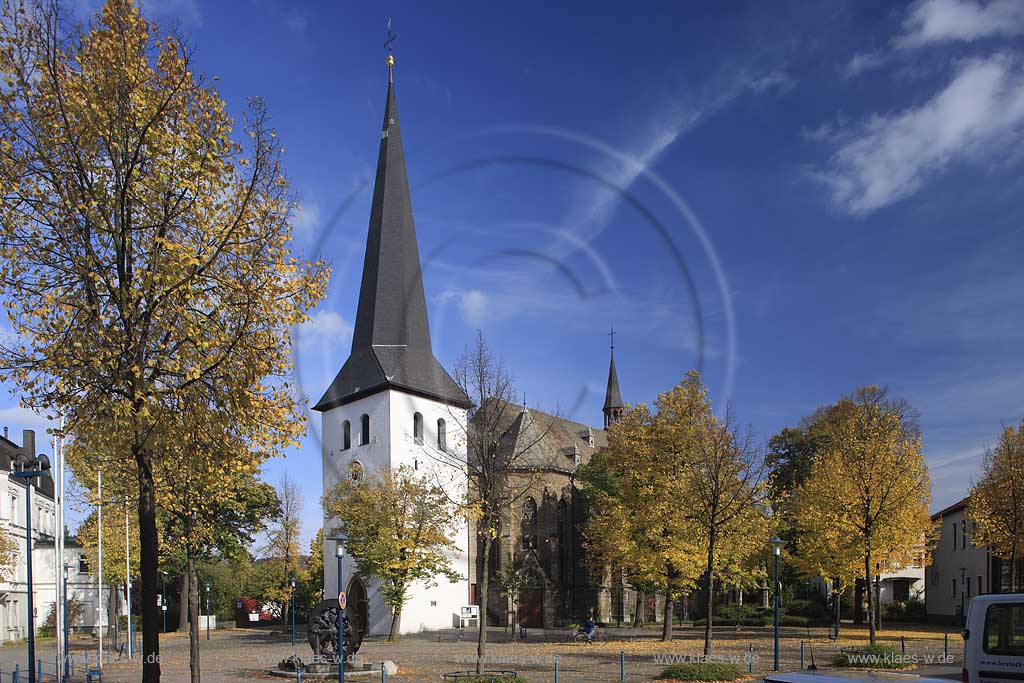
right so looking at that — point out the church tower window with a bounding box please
[360,414,370,445]
[342,420,351,450]
[413,412,423,445]
[437,418,447,452]
[348,461,365,482]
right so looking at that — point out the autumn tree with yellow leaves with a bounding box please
[581,372,769,646]
[324,465,462,641]
[0,1,328,679]
[968,420,1024,592]
[789,386,934,646]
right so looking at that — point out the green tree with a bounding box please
[0,2,328,679]
[324,465,461,641]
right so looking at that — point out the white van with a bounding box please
[964,593,1024,683]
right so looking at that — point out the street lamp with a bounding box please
[326,533,347,683]
[960,567,967,626]
[290,576,297,647]
[205,583,211,641]
[161,571,167,634]
[63,564,74,683]
[771,537,784,672]
[11,451,50,683]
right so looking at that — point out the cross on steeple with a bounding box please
[385,19,397,80]
[608,325,616,352]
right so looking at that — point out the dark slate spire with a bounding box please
[603,328,624,428]
[315,60,471,412]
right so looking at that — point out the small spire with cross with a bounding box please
[608,325,616,352]
[385,18,397,80]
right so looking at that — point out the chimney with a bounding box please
[22,429,35,457]
[2,426,7,440]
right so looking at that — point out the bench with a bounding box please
[86,668,103,682]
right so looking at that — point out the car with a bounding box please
[963,593,1024,683]
[764,673,953,683]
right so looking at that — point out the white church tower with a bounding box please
[314,54,472,637]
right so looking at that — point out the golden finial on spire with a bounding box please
[385,19,397,81]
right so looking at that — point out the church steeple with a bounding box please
[314,57,471,412]
[603,327,624,428]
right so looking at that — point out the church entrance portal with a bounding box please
[519,589,544,628]
[347,576,369,638]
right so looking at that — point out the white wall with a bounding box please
[926,507,991,617]
[321,388,470,636]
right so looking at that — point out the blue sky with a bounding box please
[3,0,1024,547]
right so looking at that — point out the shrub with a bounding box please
[883,597,926,622]
[39,598,86,637]
[448,675,526,683]
[832,645,910,669]
[658,663,745,681]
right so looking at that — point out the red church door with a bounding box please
[519,590,543,628]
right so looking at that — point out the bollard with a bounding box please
[36,659,41,681]
[945,633,949,659]
[621,650,626,683]
[749,644,754,674]
[381,660,386,683]
[14,663,19,683]
[801,641,805,670]
[901,636,906,655]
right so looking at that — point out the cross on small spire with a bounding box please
[608,325,616,352]
[385,18,397,56]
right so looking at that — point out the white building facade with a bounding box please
[315,59,472,637]
[0,428,104,641]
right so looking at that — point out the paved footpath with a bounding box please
[0,625,965,683]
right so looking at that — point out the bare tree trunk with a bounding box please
[189,549,200,683]
[633,592,644,628]
[136,446,162,683]
[179,573,190,633]
[388,605,402,642]
[704,533,716,655]
[476,534,490,674]
[864,550,876,646]
[661,595,673,642]
[1011,549,1018,593]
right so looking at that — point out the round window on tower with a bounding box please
[348,461,365,482]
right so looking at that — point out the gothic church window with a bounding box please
[413,412,423,445]
[342,420,351,450]
[521,497,537,550]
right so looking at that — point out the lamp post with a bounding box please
[11,452,51,683]
[771,537,784,672]
[205,583,211,641]
[326,534,347,683]
[161,572,167,634]
[63,564,73,683]
[958,565,966,626]
[290,576,297,647]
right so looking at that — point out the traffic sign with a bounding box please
[338,591,347,610]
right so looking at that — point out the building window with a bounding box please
[962,520,967,549]
[521,497,537,550]
[348,461,365,482]
[978,575,984,596]
[952,523,957,551]
[342,420,351,450]
[79,554,90,573]
[413,412,423,445]
[360,414,370,446]
[437,419,447,452]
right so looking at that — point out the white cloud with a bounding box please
[815,54,1024,215]
[456,290,489,328]
[0,404,55,443]
[897,0,1024,48]
[285,11,309,35]
[292,201,321,246]
[298,310,352,349]
[846,51,888,77]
